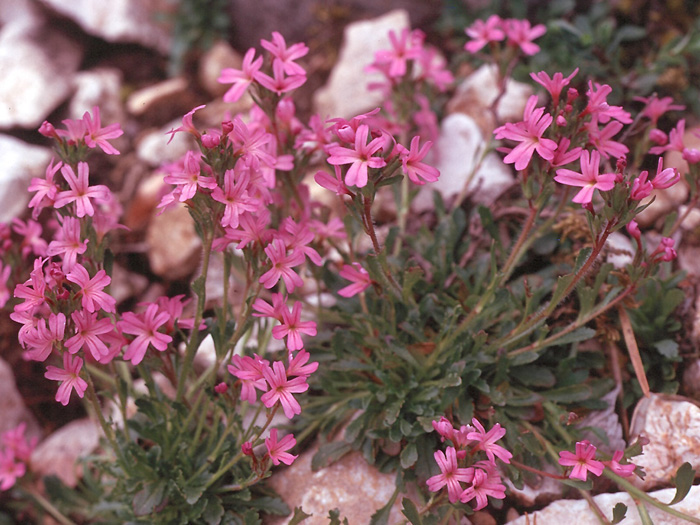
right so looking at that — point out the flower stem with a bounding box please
[25,485,77,525]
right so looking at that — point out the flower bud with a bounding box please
[683,147,700,164]
[649,128,667,146]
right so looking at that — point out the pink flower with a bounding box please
[371,29,422,78]
[211,169,259,229]
[426,446,474,503]
[13,259,47,313]
[650,158,679,189]
[326,124,387,188]
[261,32,308,76]
[503,19,546,56]
[254,59,306,95]
[259,239,305,293]
[23,312,66,362]
[219,49,263,103]
[282,218,323,266]
[460,460,507,510]
[54,162,111,218]
[1,423,37,463]
[82,106,123,155]
[271,301,317,352]
[0,261,11,309]
[530,68,579,108]
[46,216,88,273]
[650,119,685,155]
[554,150,616,204]
[0,449,25,491]
[464,15,505,54]
[166,105,205,143]
[314,167,352,196]
[605,450,636,477]
[120,303,173,365]
[338,263,372,298]
[286,349,318,378]
[44,353,88,406]
[588,121,629,159]
[66,264,116,314]
[397,136,439,185]
[630,170,653,201]
[583,82,632,124]
[27,159,62,218]
[228,354,269,403]
[494,95,557,170]
[163,150,217,202]
[466,419,513,464]
[558,440,604,481]
[635,95,685,126]
[65,309,114,361]
[11,218,47,259]
[549,137,582,167]
[260,361,309,419]
[265,428,297,466]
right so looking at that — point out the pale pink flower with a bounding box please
[219,49,263,102]
[494,95,557,170]
[464,15,505,54]
[588,121,629,159]
[254,59,306,95]
[338,263,372,298]
[47,217,88,273]
[651,119,685,154]
[326,124,387,188]
[82,106,123,155]
[66,264,116,314]
[13,259,47,313]
[120,303,173,365]
[211,169,259,229]
[228,354,269,404]
[163,150,217,202]
[54,162,111,218]
[11,218,47,259]
[634,95,685,126]
[65,309,114,361]
[530,68,579,107]
[650,158,679,189]
[260,361,309,419]
[265,428,297,466]
[27,159,62,218]
[22,312,66,362]
[554,150,616,204]
[503,19,546,56]
[604,450,636,477]
[259,239,305,292]
[371,29,422,78]
[426,446,474,503]
[166,105,205,144]
[558,440,604,481]
[44,352,88,406]
[261,31,308,76]
[0,449,25,491]
[1,423,37,463]
[397,136,439,185]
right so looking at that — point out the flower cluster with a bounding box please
[558,440,637,481]
[0,423,36,491]
[427,417,512,509]
[464,15,546,56]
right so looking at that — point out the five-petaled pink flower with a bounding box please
[260,361,309,419]
[558,440,605,481]
[426,446,475,503]
[228,354,269,404]
[82,106,123,155]
[397,136,439,185]
[44,352,88,406]
[338,263,372,298]
[54,162,111,218]
[66,264,116,314]
[120,303,173,365]
[460,460,507,510]
[265,428,298,466]
[554,150,616,204]
[464,15,505,54]
[219,49,264,103]
[494,95,557,170]
[503,19,546,56]
[271,301,317,352]
[466,419,513,464]
[259,239,305,292]
[530,68,579,108]
[604,450,636,478]
[326,124,387,188]
[261,31,308,76]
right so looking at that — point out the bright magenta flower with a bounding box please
[426,446,474,503]
[466,419,513,464]
[265,428,297,466]
[0,449,25,491]
[558,440,604,481]
[554,150,616,204]
[286,349,318,378]
[271,301,317,352]
[228,354,269,404]
[464,15,505,54]
[338,263,371,298]
[530,68,578,107]
[326,124,387,188]
[604,450,636,478]
[494,96,557,170]
[260,360,309,419]
[219,49,263,103]
[397,136,439,185]
[44,352,88,406]
[261,31,308,76]
[211,169,259,229]
[460,460,507,510]
[503,19,546,56]
[22,312,65,362]
[54,162,110,218]
[259,239,305,292]
[120,303,173,365]
[254,59,306,95]
[66,264,115,314]
[588,121,629,159]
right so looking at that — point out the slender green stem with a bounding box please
[176,229,214,402]
[25,485,77,525]
[84,370,118,453]
[603,470,700,524]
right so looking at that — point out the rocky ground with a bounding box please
[1,1,700,523]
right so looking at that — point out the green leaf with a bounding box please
[402,267,424,303]
[400,442,418,469]
[669,462,696,505]
[288,507,313,525]
[311,442,353,471]
[611,502,627,524]
[133,479,166,516]
[401,498,423,525]
[203,496,225,525]
[369,489,398,525]
[653,339,679,359]
[543,384,592,403]
[550,327,596,347]
[550,274,576,309]
[328,508,349,525]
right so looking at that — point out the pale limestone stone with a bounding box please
[629,393,700,491]
[0,135,52,222]
[126,77,189,117]
[31,418,101,487]
[412,113,514,212]
[507,485,700,525]
[136,124,196,167]
[0,22,81,128]
[606,232,635,269]
[313,10,410,120]
[38,0,171,54]
[145,203,202,280]
[68,68,125,125]
[198,40,243,98]
[0,358,41,439]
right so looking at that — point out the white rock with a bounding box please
[629,393,700,491]
[0,22,82,128]
[507,485,700,525]
[0,358,41,438]
[126,77,189,117]
[313,9,410,120]
[0,135,52,222]
[136,124,195,167]
[412,113,514,212]
[38,0,171,54]
[68,68,125,124]
[198,40,242,98]
[606,231,635,269]
[447,64,532,135]
[0,0,43,28]
[31,418,101,487]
